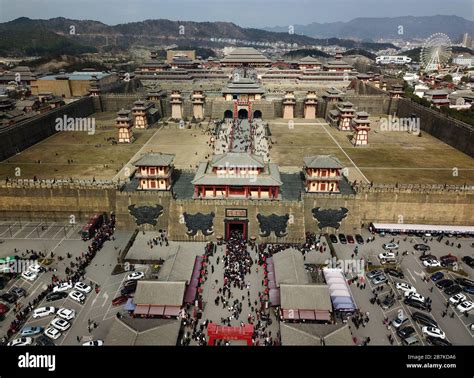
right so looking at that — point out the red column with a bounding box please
[226,186,229,198]
[213,186,216,197]
[258,186,261,198]
[194,186,199,198]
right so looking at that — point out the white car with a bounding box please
[422,259,441,268]
[53,282,73,293]
[422,326,446,340]
[82,340,104,346]
[449,293,467,305]
[21,270,37,281]
[32,306,56,319]
[74,282,92,294]
[378,252,396,260]
[456,300,473,314]
[69,290,86,304]
[404,292,425,303]
[50,317,71,331]
[44,327,61,340]
[383,243,399,250]
[127,271,145,280]
[28,263,44,273]
[396,282,417,294]
[7,337,33,346]
[56,308,76,321]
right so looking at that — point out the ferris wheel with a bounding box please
[420,33,452,72]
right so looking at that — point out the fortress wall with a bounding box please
[0,97,95,161]
[396,98,474,158]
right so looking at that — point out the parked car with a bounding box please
[404,298,431,312]
[0,303,10,315]
[435,279,454,289]
[329,234,338,243]
[419,254,437,262]
[444,285,463,296]
[52,282,73,293]
[430,272,444,282]
[56,308,75,321]
[122,280,138,288]
[46,292,68,302]
[396,282,417,294]
[366,269,383,280]
[456,300,473,314]
[27,263,45,273]
[422,326,446,340]
[454,277,474,288]
[402,335,420,345]
[371,274,388,285]
[422,259,441,268]
[378,252,396,260]
[21,271,37,282]
[10,287,27,299]
[383,243,399,250]
[338,234,347,244]
[120,285,136,296]
[384,268,404,278]
[112,296,129,306]
[126,271,145,281]
[411,312,437,327]
[462,285,474,295]
[44,327,61,340]
[440,254,458,267]
[68,290,86,304]
[355,234,364,244]
[461,256,474,268]
[397,326,416,339]
[74,282,92,294]
[21,326,44,337]
[50,317,71,332]
[381,295,396,310]
[346,235,355,244]
[7,337,33,346]
[0,292,17,304]
[426,336,451,346]
[35,335,55,346]
[392,313,409,329]
[414,244,431,251]
[33,307,56,319]
[82,340,104,346]
[449,293,466,305]
[404,292,426,303]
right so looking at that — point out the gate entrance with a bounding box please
[224,219,248,241]
[207,323,254,346]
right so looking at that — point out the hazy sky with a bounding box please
[0,0,473,26]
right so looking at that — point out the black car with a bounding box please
[120,286,136,296]
[404,298,431,312]
[461,256,474,268]
[384,268,404,279]
[444,284,463,296]
[123,280,138,288]
[455,277,474,288]
[426,336,451,346]
[381,295,396,310]
[10,287,27,299]
[338,234,347,244]
[329,234,338,244]
[46,292,68,302]
[35,335,55,346]
[397,326,416,339]
[435,279,454,289]
[414,244,431,251]
[411,312,438,327]
[0,292,17,304]
[355,234,364,245]
[419,254,437,262]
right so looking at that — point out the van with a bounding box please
[402,335,420,345]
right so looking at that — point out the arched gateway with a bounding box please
[207,323,254,346]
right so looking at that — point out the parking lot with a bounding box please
[331,230,474,345]
[0,223,137,345]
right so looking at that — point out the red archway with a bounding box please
[207,323,254,346]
